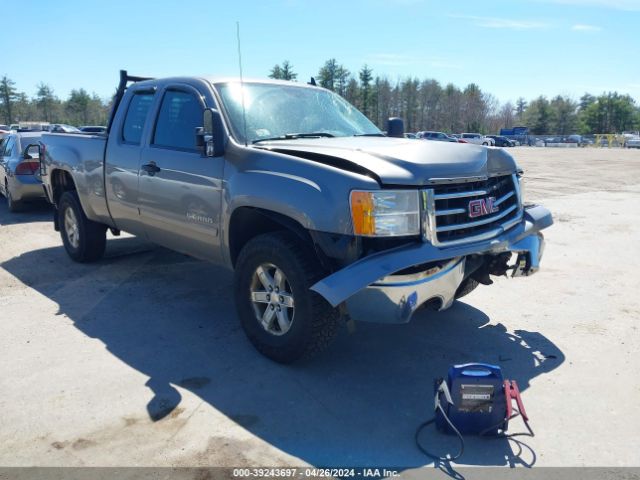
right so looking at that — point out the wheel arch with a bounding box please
[50,169,77,231]
[227,206,316,268]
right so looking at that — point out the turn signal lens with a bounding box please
[350,191,376,235]
[350,190,420,237]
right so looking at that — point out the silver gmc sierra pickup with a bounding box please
[40,71,552,363]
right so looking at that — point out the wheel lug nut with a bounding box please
[277,306,281,311]
[270,304,275,310]
[266,294,270,301]
[279,296,284,303]
[275,287,280,293]
[268,286,273,292]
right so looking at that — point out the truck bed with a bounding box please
[42,133,112,225]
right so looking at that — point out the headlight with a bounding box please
[350,190,420,237]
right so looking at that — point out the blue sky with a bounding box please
[2,0,639,103]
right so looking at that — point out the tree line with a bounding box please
[270,59,640,135]
[2,61,639,135]
[0,76,109,127]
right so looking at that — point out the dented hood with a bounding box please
[255,136,518,185]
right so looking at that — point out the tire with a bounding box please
[5,181,22,213]
[58,191,107,262]
[454,277,480,300]
[482,142,489,146]
[234,231,339,363]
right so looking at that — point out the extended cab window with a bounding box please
[153,90,202,151]
[122,92,154,144]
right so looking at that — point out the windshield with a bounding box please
[215,82,381,144]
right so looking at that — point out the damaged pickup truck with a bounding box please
[40,71,552,363]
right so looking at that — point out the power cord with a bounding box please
[415,399,534,462]
[415,400,465,461]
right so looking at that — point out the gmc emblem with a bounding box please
[468,197,499,218]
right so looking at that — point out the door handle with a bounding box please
[141,162,161,175]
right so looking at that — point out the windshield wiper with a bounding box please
[253,132,335,144]
[353,133,385,137]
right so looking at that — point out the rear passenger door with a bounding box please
[105,88,156,236]
[138,85,224,262]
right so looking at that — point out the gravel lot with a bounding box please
[0,147,639,471]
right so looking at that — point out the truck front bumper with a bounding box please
[311,205,552,324]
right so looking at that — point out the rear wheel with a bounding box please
[234,231,339,363]
[58,191,107,262]
[5,180,21,212]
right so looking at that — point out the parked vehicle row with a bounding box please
[0,123,107,135]
[626,136,640,149]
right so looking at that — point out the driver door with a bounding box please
[138,85,224,262]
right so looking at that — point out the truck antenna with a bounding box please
[236,21,248,147]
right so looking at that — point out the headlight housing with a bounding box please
[350,190,420,237]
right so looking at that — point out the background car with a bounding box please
[49,124,81,134]
[403,132,417,139]
[417,131,458,142]
[0,132,46,211]
[80,125,107,134]
[0,125,10,141]
[626,136,640,149]
[460,133,495,146]
[486,135,515,147]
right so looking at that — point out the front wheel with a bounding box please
[234,231,339,363]
[58,191,107,262]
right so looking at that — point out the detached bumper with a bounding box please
[311,205,552,323]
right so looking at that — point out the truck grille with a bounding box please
[422,174,522,246]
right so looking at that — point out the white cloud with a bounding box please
[572,24,603,31]
[366,53,413,67]
[541,0,640,10]
[365,53,462,69]
[450,15,550,30]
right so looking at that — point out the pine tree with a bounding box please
[0,76,19,124]
[359,65,373,117]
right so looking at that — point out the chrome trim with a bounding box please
[494,190,515,206]
[345,257,466,323]
[436,207,466,216]
[425,171,515,184]
[426,176,488,184]
[421,174,523,247]
[425,212,523,247]
[421,189,438,243]
[436,204,518,233]
[434,189,487,200]
[513,173,523,212]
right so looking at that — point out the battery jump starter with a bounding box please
[415,363,534,461]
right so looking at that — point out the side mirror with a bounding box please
[196,108,225,157]
[23,144,41,160]
[386,117,405,138]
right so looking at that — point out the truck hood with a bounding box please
[254,136,518,185]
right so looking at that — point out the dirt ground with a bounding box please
[0,147,639,472]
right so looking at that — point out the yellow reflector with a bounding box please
[350,191,376,235]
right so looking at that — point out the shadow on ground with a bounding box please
[1,237,564,470]
[0,197,52,226]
